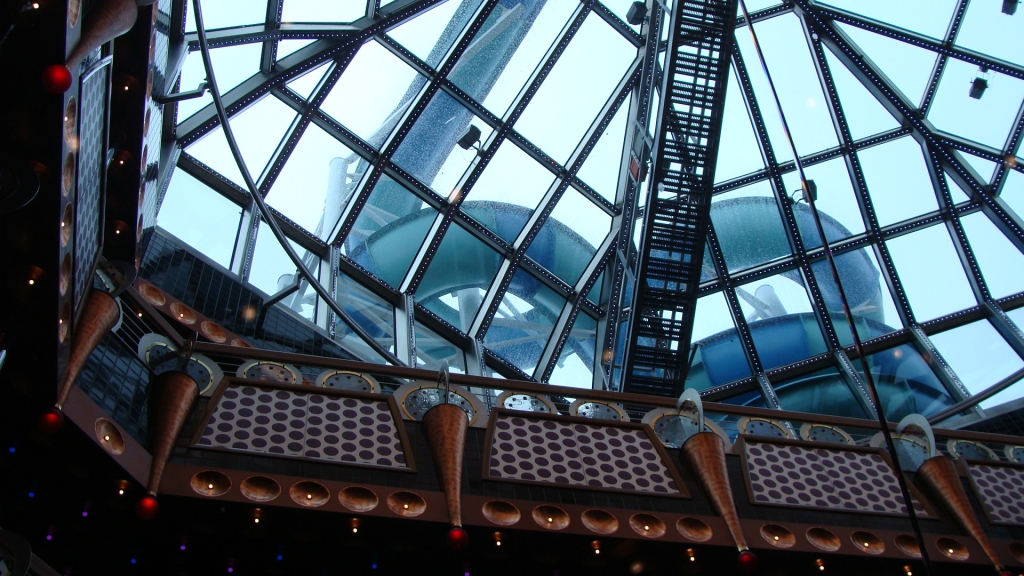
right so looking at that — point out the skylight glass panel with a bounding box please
[387,0,483,68]
[528,188,611,286]
[320,40,423,149]
[208,43,263,94]
[576,102,628,204]
[176,50,212,121]
[417,223,503,332]
[736,271,827,370]
[393,91,495,196]
[960,212,1024,299]
[337,271,396,346]
[736,14,839,160]
[956,0,1024,68]
[343,175,435,288]
[186,0,268,32]
[774,366,868,419]
[285,62,331,99]
[861,344,956,420]
[886,223,977,322]
[837,23,936,105]
[415,320,467,373]
[277,40,315,61]
[336,272,397,361]
[484,268,563,374]
[158,170,242,268]
[811,249,903,347]
[930,319,1024,398]
[713,67,765,183]
[686,291,750,391]
[265,123,361,235]
[944,172,971,204]
[461,140,555,242]
[817,0,957,40]
[958,153,999,185]
[248,221,309,298]
[281,0,365,23]
[711,181,791,273]
[781,157,864,247]
[229,95,298,181]
[929,59,1024,150]
[549,313,597,388]
[857,137,937,227]
[821,46,899,141]
[450,0,578,118]
[184,126,246,188]
[516,13,635,163]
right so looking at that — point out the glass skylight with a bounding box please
[156,0,1024,421]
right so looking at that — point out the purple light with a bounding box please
[45,535,52,541]
[180,545,186,551]
[227,568,233,573]
[82,511,88,517]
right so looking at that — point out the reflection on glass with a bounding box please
[321,40,423,149]
[388,0,484,68]
[775,366,868,419]
[343,175,436,288]
[415,320,467,373]
[516,13,635,162]
[736,14,838,160]
[529,187,610,285]
[960,212,1024,299]
[838,23,935,104]
[417,223,503,332]
[484,268,563,374]
[158,170,242,268]
[549,313,596,388]
[929,59,1024,150]
[249,221,314,298]
[930,319,1024,396]
[886,223,977,322]
[462,140,554,242]
[266,123,361,235]
[393,90,494,195]
[858,137,937,227]
[335,271,397,357]
[737,272,827,371]
[710,181,791,273]
[451,0,577,117]
[861,344,957,421]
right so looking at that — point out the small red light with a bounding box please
[446,526,469,552]
[737,550,758,574]
[41,65,72,94]
[37,409,64,434]
[135,495,159,521]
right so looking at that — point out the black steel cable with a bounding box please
[736,2,933,573]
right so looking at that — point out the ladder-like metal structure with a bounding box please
[623,0,737,396]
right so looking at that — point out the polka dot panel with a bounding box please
[487,414,682,496]
[967,464,1024,526]
[743,441,930,518]
[196,384,409,470]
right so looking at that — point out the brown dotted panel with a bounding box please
[743,440,930,517]
[196,383,410,470]
[967,462,1024,526]
[486,413,684,497]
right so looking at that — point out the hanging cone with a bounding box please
[422,403,468,528]
[145,371,199,497]
[917,455,1004,570]
[56,290,120,409]
[682,432,749,552]
[66,0,139,70]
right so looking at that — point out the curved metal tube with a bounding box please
[190,0,402,366]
